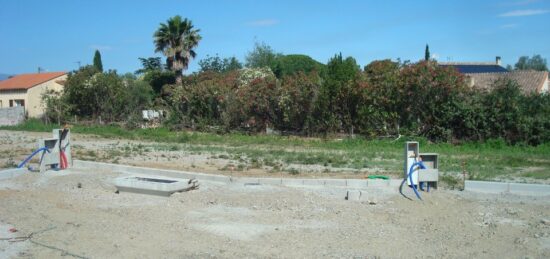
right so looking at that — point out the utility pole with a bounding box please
[75,61,81,69]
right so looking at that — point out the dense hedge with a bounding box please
[44,60,550,146]
[166,59,550,145]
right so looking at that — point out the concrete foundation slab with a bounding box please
[114,175,196,196]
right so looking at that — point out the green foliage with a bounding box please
[425,44,430,61]
[45,66,154,125]
[312,53,361,133]
[93,50,103,72]
[154,15,201,82]
[143,70,176,94]
[135,57,163,74]
[272,54,326,78]
[514,54,548,71]
[245,42,282,70]
[198,54,243,73]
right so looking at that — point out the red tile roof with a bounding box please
[0,72,67,91]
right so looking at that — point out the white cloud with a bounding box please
[498,9,549,17]
[89,45,113,51]
[247,19,279,27]
[500,23,519,29]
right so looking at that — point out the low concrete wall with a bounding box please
[74,160,394,189]
[465,180,550,196]
[0,106,25,126]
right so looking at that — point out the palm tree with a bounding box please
[154,15,201,83]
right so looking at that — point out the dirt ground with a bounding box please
[0,130,394,179]
[1,167,550,258]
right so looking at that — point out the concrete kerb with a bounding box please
[73,160,398,190]
[0,168,28,180]
[465,180,550,196]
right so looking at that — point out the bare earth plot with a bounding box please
[1,130,550,258]
[0,167,549,258]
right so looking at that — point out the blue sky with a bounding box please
[1,0,549,74]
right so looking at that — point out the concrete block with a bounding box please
[509,183,550,196]
[281,178,304,186]
[0,168,27,180]
[367,179,390,187]
[346,179,368,188]
[322,179,347,187]
[258,178,282,185]
[465,180,509,194]
[345,190,363,201]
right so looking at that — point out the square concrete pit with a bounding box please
[114,175,196,197]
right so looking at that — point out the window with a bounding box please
[9,99,25,107]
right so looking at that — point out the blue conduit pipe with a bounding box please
[408,161,426,200]
[17,147,50,169]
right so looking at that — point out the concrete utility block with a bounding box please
[346,179,368,188]
[0,168,27,180]
[281,178,304,186]
[465,180,509,194]
[509,183,550,196]
[114,175,196,196]
[258,178,282,185]
[345,190,363,201]
[367,179,390,187]
[322,179,347,187]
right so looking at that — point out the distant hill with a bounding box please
[0,73,12,80]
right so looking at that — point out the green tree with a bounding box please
[154,15,202,83]
[273,54,326,78]
[514,54,548,71]
[93,50,103,72]
[135,57,163,74]
[425,44,430,61]
[198,54,243,73]
[245,42,282,70]
[313,53,361,134]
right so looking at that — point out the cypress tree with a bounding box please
[93,50,103,72]
[425,44,430,61]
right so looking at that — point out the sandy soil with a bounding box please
[1,167,549,258]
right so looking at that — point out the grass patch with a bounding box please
[3,120,550,181]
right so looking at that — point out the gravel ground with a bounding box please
[1,167,549,258]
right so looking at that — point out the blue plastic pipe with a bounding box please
[17,147,50,169]
[408,161,426,200]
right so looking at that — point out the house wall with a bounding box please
[26,75,66,118]
[0,74,66,118]
[0,89,28,112]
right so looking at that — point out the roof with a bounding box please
[466,70,549,94]
[0,72,67,91]
[439,62,508,73]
